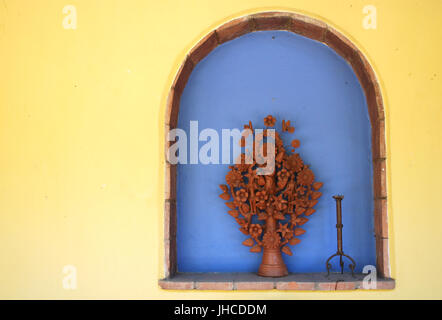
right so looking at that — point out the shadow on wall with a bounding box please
[176,30,375,273]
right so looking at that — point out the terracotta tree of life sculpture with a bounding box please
[219,115,323,277]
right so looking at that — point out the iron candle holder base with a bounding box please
[325,195,356,277]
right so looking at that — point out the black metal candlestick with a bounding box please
[325,195,356,276]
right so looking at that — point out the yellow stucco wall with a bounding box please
[0,0,441,299]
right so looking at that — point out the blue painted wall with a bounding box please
[176,31,375,273]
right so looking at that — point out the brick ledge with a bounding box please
[159,272,395,291]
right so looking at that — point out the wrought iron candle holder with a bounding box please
[325,195,356,276]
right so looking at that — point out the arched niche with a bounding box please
[162,12,391,290]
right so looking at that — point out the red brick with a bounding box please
[373,119,386,159]
[373,159,387,198]
[375,279,395,290]
[165,125,175,165]
[375,239,384,277]
[196,282,234,290]
[189,31,219,65]
[159,280,194,290]
[164,200,177,240]
[164,239,177,278]
[172,57,194,98]
[364,72,383,124]
[351,53,378,118]
[235,282,274,290]
[276,281,316,290]
[251,12,291,31]
[366,81,384,123]
[376,237,390,278]
[374,198,388,238]
[290,15,327,42]
[317,282,336,290]
[366,89,379,125]
[374,83,385,120]
[335,281,357,290]
[165,88,173,126]
[361,52,379,94]
[164,162,177,200]
[324,27,358,61]
[164,124,170,162]
[165,122,182,163]
[166,88,180,128]
[216,16,252,44]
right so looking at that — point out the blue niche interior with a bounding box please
[176,30,375,273]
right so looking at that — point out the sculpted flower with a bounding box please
[298,168,315,186]
[276,168,290,189]
[262,231,281,249]
[277,223,293,240]
[277,168,290,181]
[273,194,287,211]
[285,153,304,172]
[240,203,250,214]
[257,200,268,210]
[226,170,242,187]
[291,139,300,148]
[256,190,268,203]
[232,198,242,210]
[236,189,248,202]
[264,115,276,127]
[249,224,263,238]
[296,186,307,195]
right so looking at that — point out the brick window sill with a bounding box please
[159,272,395,291]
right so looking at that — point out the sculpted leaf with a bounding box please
[219,192,230,200]
[242,238,254,247]
[228,210,239,218]
[225,202,236,209]
[250,245,262,253]
[282,246,293,256]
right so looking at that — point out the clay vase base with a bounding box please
[258,264,288,277]
[257,248,289,278]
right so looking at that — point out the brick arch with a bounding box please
[164,12,389,279]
